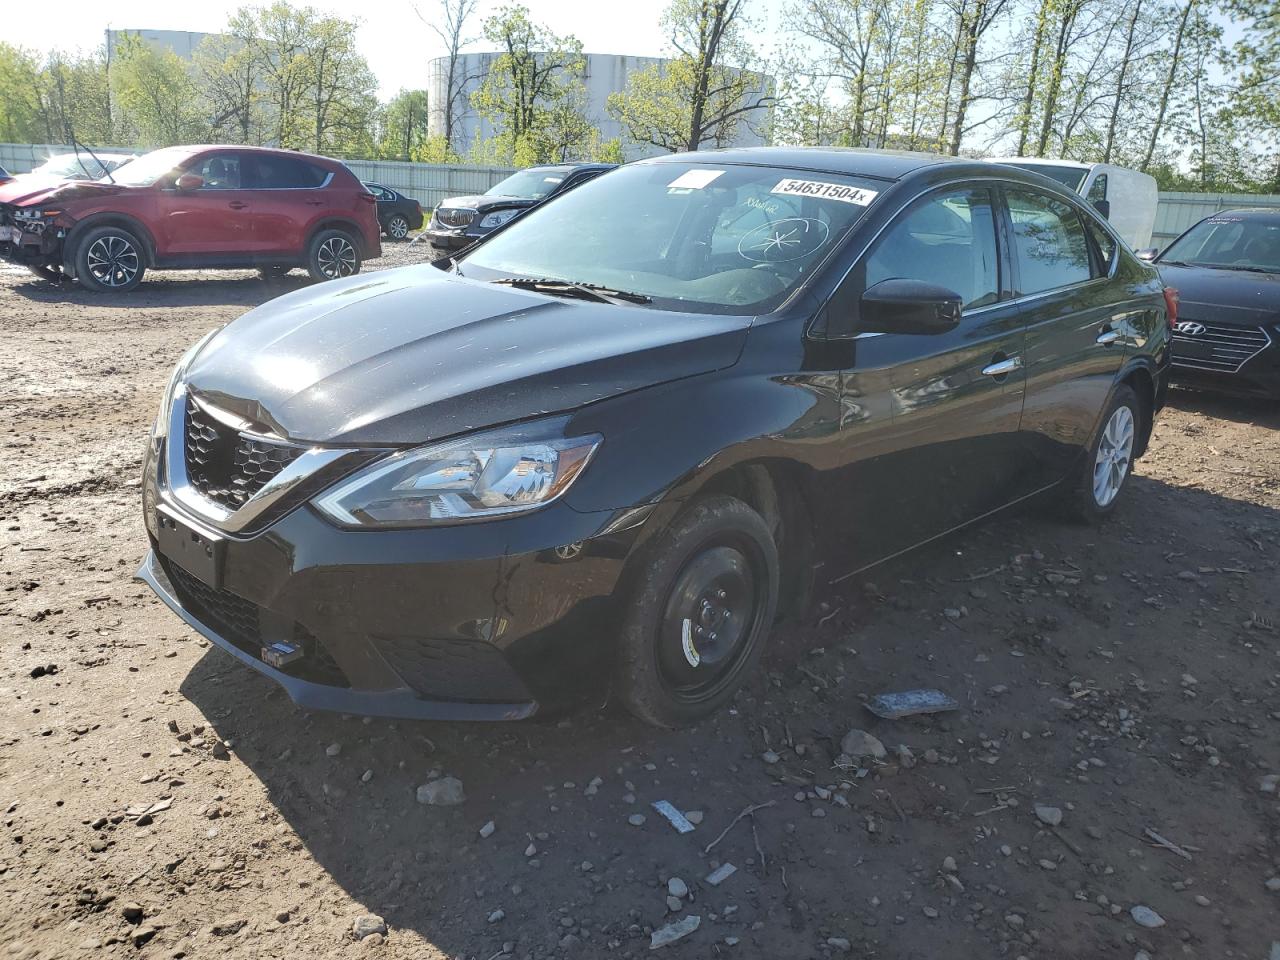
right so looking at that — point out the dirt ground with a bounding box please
[1,244,1278,960]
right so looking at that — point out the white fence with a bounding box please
[3,142,1276,231]
[0,143,516,209]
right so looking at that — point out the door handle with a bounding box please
[1096,328,1122,346]
[227,201,248,210]
[981,356,1023,377]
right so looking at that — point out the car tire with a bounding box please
[306,229,361,282]
[1066,383,1140,522]
[74,225,146,293]
[386,214,411,241]
[615,495,779,728]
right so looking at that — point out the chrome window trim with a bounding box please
[162,384,358,535]
[818,174,1126,337]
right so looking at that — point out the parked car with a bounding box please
[363,181,424,240]
[987,158,1158,249]
[1141,208,1280,398]
[26,151,137,182]
[424,162,616,251]
[138,148,1172,728]
[0,145,381,291]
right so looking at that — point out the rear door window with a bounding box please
[1006,188,1093,295]
[244,156,328,189]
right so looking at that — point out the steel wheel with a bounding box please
[1092,404,1134,507]
[85,234,140,288]
[387,215,410,240]
[316,236,357,279]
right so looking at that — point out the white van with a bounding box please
[986,158,1158,250]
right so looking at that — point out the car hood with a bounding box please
[438,194,537,212]
[183,266,752,446]
[1158,262,1280,326]
[0,178,128,208]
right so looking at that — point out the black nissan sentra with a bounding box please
[139,148,1173,728]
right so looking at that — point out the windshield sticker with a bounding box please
[771,179,878,205]
[668,169,725,190]
[543,177,564,184]
[738,217,831,263]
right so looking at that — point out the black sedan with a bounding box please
[139,148,1172,727]
[424,162,615,251]
[1143,208,1280,397]
[363,181,424,241]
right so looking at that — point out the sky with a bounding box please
[4,0,784,99]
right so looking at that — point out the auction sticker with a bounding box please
[771,178,878,205]
[668,169,725,190]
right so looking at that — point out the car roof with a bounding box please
[988,156,1091,171]
[173,144,341,166]
[524,162,617,174]
[637,147,970,181]
[1208,207,1280,221]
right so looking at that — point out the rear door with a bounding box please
[1006,185,1130,488]
[158,151,252,257]
[241,154,331,256]
[833,184,1032,568]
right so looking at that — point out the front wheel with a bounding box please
[1067,383,1140,521]
[74,226,146,292]
[615,495,779,728]
[306,229,361,282]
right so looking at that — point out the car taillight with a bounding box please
[1163,287,1179,328]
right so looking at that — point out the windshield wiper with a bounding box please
[489,276,651,305]
[1220,264,1277,274]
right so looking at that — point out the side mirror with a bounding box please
[859,278,962,335]
[175,173,204,191]
[1092,198,1111,219]
[1135,247,1159,262]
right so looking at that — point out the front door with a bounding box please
[1004,186,1131,489]
[835,185,1031,571]
[158,151,252,257]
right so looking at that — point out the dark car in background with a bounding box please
[0,144,381,291]
[139,148,1171,729]
[424,162,615,251]
[363,181,424,240]
[1144,208,1280,398]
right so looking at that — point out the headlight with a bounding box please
[314,421,602,528]
[480,209,519,229]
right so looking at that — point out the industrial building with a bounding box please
[427,52,773,160]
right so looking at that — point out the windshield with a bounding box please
[1161,214,1280,273]
[485,168,570,199]
[106,147,197,187]
[33,154,112,180]
[1003,162,1088,192]
[462,162,884,314]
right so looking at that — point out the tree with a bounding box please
[377,89,430,159]
[110,33,208,146]
[608,0,775,153]
[1223,0,1280,187]
[195,33,263,143]
[0,44,45,142]
[470,5,592,163]
[418,0,479,159]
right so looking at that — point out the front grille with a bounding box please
[435,207,475,228]
[184,399,303,511]
[162,558,349,687]
[1171,321,1272,373]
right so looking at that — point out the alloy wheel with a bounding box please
[389,216,410,240]
[316,237,357,279]
[85,235,140,288]
[1092,404,1135,507]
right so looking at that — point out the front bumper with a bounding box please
[424,223,489,251]
[139,487,650,721]
[0,217,65,267]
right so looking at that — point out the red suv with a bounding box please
[0,145,381,292]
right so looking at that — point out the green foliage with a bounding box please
[110,33,209,146]
[0,43,115,144]
[377,89,431,160]
[470,5,593,164]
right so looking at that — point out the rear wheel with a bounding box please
[306,229,361,282]
[1066,383,1140,521]
[386,214,410,240]
[615,495,778,728]
[75,226,145,293]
